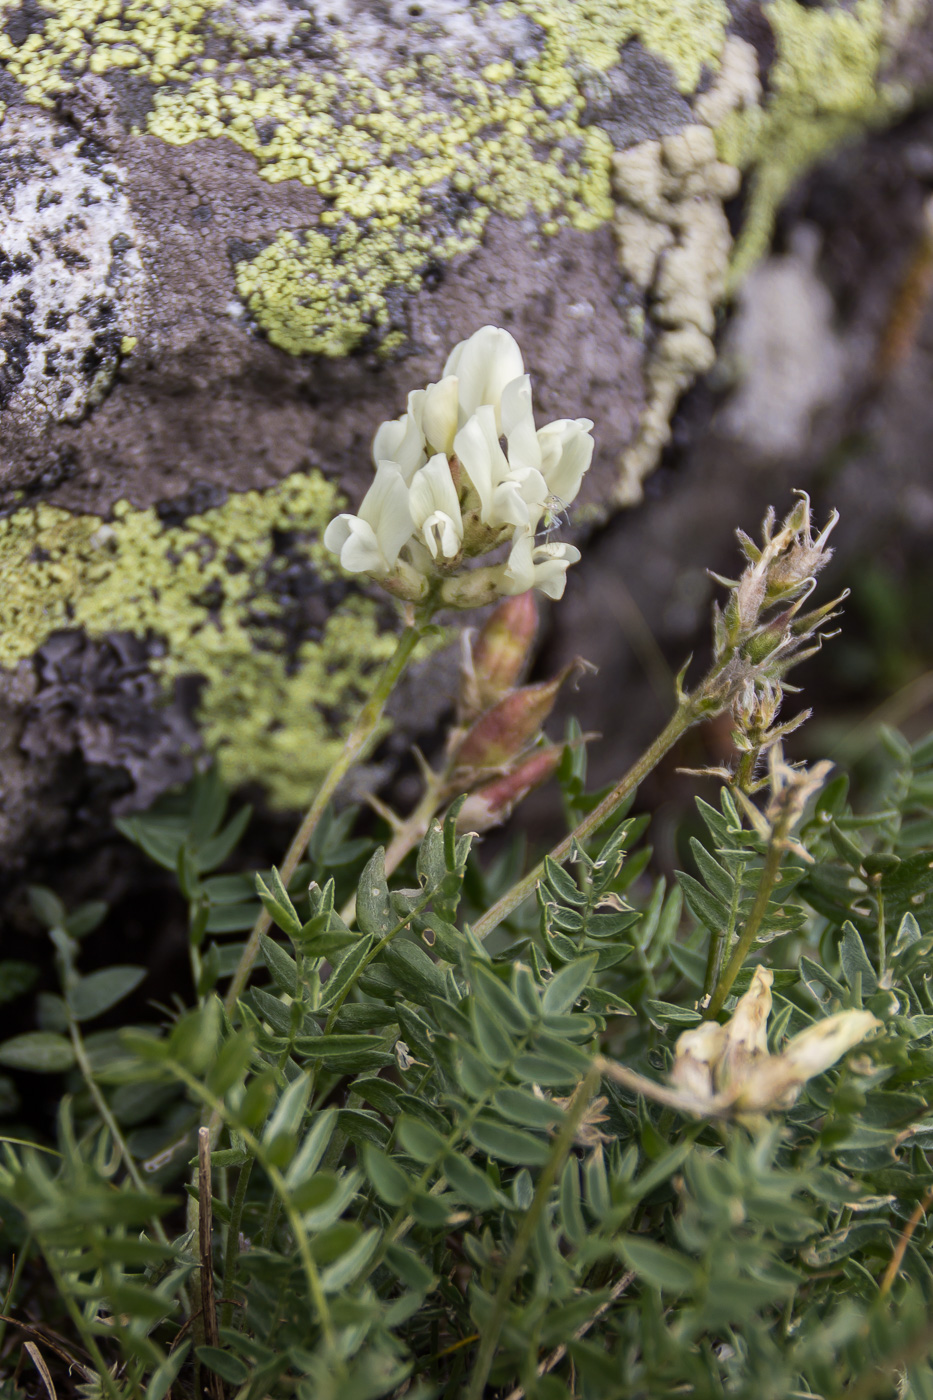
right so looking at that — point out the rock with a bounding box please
[0,0,926,862]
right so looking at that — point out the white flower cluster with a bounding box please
[323,327,594,607]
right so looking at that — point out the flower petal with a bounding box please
[421,376,460,455]
[501,374,541,474]
[444,326,525,429]
[410,454,463,559]
[333,517,386,575]
[372,412,426,482]
[359,462,414,568]
[454,409,499,522]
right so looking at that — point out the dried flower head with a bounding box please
[600,964,879,1121]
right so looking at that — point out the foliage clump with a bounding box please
[2,354,933,1400]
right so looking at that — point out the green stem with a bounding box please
[168,1061,338,1356]
[702,859,745,1000]
[465,1065,602,1400]
[67,1019,176,1260]
[472,705,694,942]
[220,1157,254,1329]
[42,1249,123,1400]
[877,886,886,975]
[0,1236,31,1355]
[224,616,427,1015]
[705,836,784,1019]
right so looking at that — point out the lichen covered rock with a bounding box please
[0,0,925,856]
[0,105,145,426]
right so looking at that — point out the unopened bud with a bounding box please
[455,746,562,834]
[459,593,538,721]
[743,616,789,665]
[450,660,583,777]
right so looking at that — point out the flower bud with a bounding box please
[455,746,562,834]
[450,661,580,778]
[459,593,538,721]
[742,615,790,665]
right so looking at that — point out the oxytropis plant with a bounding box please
[2,329,933,1400]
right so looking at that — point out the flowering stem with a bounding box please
[705,833,785,1019]
[471,703,695,941]
[702,858,746,1000]
[225,613,428,1015]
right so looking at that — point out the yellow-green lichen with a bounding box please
[725,0,905,284]
[0,0,730,356]
[0,473,406,808]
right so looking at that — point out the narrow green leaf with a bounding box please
[677,873,730,933]
[196,804,251,872]
[542,955,598,1015]
[688,838,734,903]
[492,1087,564,1130]
[259,934,299,995]
[382,939,446,1004]
[262,1072,311,1146]
[285,1107,338,1187]
[397,1115,447,1163]
[0,1032,74,1073]
[356,849,393,939]
[799,955,846,1001]
[28,886,66,929]
[443,1152,501,1208]
[320,1227,380,1292]
[543,856,585,907]
[362,1144,410,1205]
[840,922,878,997]
[196,1348,249,1385]
[620,1235,698,1292]
[256,868,302,940]
[68,966,146,1022]
[645,1000,702,1027]
[207,1029,256,1096]
[321,936,375,1009]
[385,1244,435,1291]
[0,962,39,1006]
[468,1118,550,1166]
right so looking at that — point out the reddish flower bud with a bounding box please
[451,660,581,778]
[459,593,538,720]
[455,746,562,834]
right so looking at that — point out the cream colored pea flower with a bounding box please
[443,324,525,430]
[326,326,594,605]
[454,406,548,531]
[409,454,463,562]
[501,525,582,601]
[323,462,413,576]
[502,374,594,509]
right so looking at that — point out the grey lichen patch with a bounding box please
[611,38,757,503]
[0,104,146,427]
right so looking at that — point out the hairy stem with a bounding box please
[472,705,694,941]
[705,835,784,1018]
[225,616,427,1014]
[703,859,746,1000]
